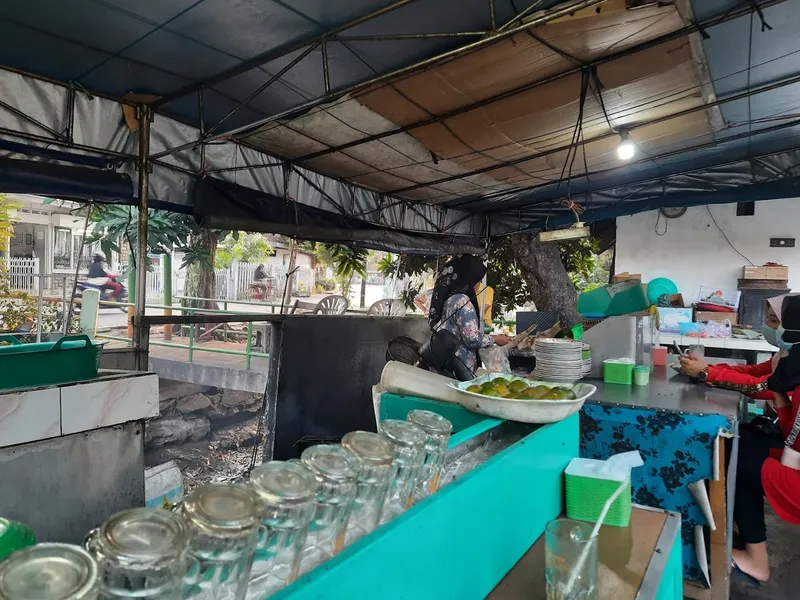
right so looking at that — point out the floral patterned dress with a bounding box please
[434,293,494,372]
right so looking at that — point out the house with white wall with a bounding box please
[615,199,800,299]
[6,194,102,277]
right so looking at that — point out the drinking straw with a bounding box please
[563,478,628,596]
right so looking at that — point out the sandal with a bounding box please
[731,559,762,587]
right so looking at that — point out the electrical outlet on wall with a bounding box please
[770,238,796,248]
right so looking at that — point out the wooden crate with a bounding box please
[742,265,789,280]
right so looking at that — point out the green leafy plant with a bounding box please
[0,294,79,337]
[215,233,273,269]
[315,244,368,297]
[0,194,22,274]
[85,205,200,268]
[315,278,336,292]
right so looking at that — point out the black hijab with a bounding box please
[428,255,486,329]
[768,295,800,393]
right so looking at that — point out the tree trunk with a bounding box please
[360,275,366,308]
[184,229,218,310]
[510,232,580,326]
[281,239,297,314]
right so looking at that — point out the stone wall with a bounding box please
[145,378,265,488]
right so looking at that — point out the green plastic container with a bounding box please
[565,470,632,528]
[578,281,650,318]
[0,518,36,560]
[633,365,651,386]
[603,359,634,385]
[0,335,103,391]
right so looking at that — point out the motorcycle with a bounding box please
[75,275,129,313]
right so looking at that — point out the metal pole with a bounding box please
[61,276,68,334]
[36,273,43,343]
[134,104,152,371]
[163,252,172,341]
[127,268,136,341]
[321,38,330,94]
[246,322,253,370]
[489,0,496,31]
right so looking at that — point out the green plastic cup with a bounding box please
[633,365,651,386]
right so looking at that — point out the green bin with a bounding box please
[0,335,103,391]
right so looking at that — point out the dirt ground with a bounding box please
[145,414,264,492]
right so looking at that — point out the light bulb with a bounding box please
[617,133,635,161]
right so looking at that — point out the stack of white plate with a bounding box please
[533,338,584,383]
[582,343,592,376]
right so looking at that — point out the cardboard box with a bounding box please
[612,272,641,283]
[743,265,789,280]
[694,310,738,325]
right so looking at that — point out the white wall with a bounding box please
[615,200,800,299]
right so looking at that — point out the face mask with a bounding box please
[762,325,781,348]
[776,325,800,348]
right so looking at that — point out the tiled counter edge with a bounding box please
[0,371,159,448]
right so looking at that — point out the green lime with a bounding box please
[492,377,509,387]
[494,384,511,397]
[466,385,482,394]
[523,386,544,399]
[508,380,528,393]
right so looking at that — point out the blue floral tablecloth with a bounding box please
[580,403,735,583]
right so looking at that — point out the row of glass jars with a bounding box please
[0,409,452,600]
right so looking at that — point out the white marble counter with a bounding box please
[0,370,158,448]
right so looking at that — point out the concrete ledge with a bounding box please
[148,356,268,393]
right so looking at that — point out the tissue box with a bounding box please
[657,307,693,333]
[565,458,632,527]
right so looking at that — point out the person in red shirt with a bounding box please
[679,294,797,401]
[707,294,800,583]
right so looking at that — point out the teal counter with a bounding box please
[272,394,682,600]
[274,396,577,600]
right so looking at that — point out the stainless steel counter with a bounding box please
[585,363,744,419]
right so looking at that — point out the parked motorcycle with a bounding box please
[75,275,129,313]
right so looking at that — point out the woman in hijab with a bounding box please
[428,255,509,372]
[680,293,798,401]
[710,295,800,582]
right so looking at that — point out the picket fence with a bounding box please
[144,259,315,303]
[6,257,39,292]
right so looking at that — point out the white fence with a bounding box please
[143,258,315,303]
[6,257,39,292]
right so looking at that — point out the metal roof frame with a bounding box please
[148,0,607,161]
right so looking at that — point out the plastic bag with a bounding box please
[479,345,510,373]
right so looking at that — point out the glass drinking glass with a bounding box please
[85,507,193,600]
[407,410,452,499]
[688,344,705,359]
[378,420,426,523]
[178,483,263,600]
[341,431,394,546]
[246,461,317,599]
[0,543,98,600]
[297,445,359,576]
[545,519,598,600]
